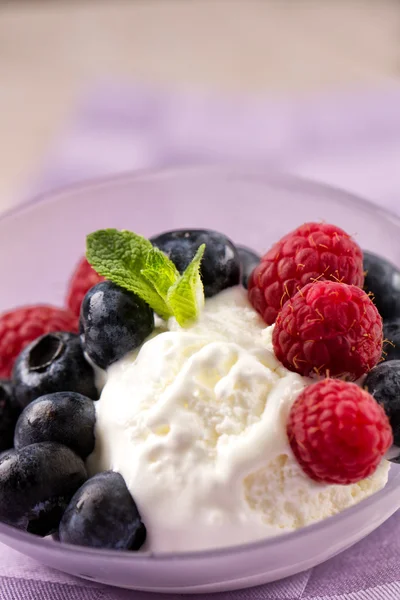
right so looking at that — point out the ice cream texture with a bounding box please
[89,286,389,552]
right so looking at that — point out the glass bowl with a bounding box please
[0,166,399,594]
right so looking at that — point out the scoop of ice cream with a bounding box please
[88,287,389,552]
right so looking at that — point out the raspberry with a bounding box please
[66,257,104,318]
[287,379,392,484]
[248,222,364,325]
[0,306,78,378]
[272,281,382,381]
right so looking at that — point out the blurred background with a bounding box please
[0,0,399,208]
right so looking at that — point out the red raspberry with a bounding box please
[248,222,364,325]
[287,379,392,484]
[66,257,104,318]
[0,306,78,378]
[272,281,382,381]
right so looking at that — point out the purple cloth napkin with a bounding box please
[3,84,400,600]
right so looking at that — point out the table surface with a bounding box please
[0,0,399,205]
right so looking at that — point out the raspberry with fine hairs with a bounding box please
[272,280,382,381]
[287,379,392,484]
[248,222,364,325]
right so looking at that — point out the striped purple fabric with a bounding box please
[3,83,400,600]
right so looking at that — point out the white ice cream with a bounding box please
[88,287,389,552]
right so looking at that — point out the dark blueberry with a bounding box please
[0,380,21,452]
[12,332,97,410]
[80,281,154,370]
[383,319,400,361]
[365,360,400,462]
[59,471,146,550]
[0,442,87,535]
[151,229,241,298]
[237,246,261,289]
[363,251,400,320]
[14,392,96,459]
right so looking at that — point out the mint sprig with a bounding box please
[141,247,180,299]
[86,229,205,327]
[167,245,205,326]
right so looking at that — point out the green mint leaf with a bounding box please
[86,229,206,327]
[141,247,180,300]
[86,229,172,319]
[167,244,205,327]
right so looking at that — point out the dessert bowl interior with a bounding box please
[0,166,399,593]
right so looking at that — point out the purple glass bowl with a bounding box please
[0,167,399,593]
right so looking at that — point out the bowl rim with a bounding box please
[0,466,399,562]
[1,165,399,562]
[4,163,400,228]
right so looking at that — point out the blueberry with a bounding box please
[80,281,154,370]
[0,380,20,452]
[363,251,400,320]
[0,442,87,535]
[12,332,97,410]
[365,361,400,461]
[14,392,96,459]
[59,471,146,550]
[237,246,261,289]
[383,319,400,361]
[151,229,241,298]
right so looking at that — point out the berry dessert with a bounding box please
[0,221,398,554]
